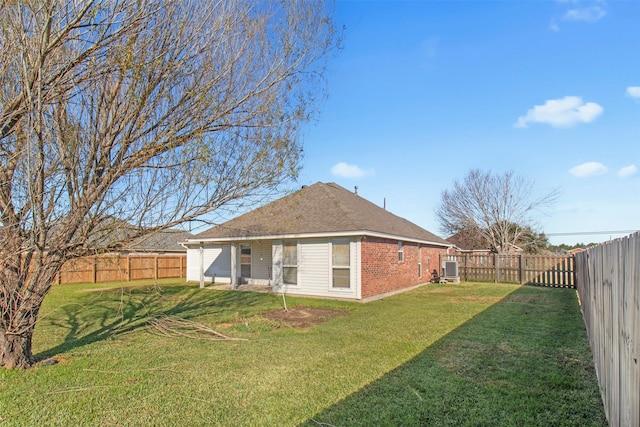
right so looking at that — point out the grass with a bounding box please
[0,280,605,426]
[302,286,607,427]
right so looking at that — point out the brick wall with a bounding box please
[360,237,446,299]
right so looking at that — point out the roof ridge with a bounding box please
[191,181,450,246]
[331,182,394,222]
[324,182,414,234]
[320,183,360,230]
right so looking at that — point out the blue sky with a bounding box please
[296,0,640,246]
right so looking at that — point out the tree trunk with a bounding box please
[0,329,35,369]
[0,258,54,369]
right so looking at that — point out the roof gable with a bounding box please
[192,182,449,245]
[447,229,491,251]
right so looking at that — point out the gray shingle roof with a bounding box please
[192,182,450,246]
[126,230,194,252]
[447,229,491,251]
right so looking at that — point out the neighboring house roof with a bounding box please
[190,182,450,246]
[447,229,525,253]
[127,230,194,252]
[447,229,492,252]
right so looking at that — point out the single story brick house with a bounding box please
[182,182,452,301]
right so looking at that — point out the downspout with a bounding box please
[357,236,363,300]
[199,242,204,289]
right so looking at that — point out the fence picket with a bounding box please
[440,253,576,288]
[575,232,639,427]
[58,254,187,284]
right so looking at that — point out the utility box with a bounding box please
[441,260,461,284]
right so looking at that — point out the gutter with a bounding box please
[183,230,451,249]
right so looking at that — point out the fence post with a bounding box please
[464,254,468,282]
[570,256,576,288]
[519,254,524,284]
[92,255,97,283]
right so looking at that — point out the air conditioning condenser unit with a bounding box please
[441,260,460,283]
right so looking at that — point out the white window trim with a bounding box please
[240,243,252,278]
[398,241,404,263]
[330,239,352,291]
[282,240,298,285]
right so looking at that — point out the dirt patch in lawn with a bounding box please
[262,306,349,329]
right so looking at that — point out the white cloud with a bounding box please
[331,162,373,179]
[618,164,637,177]
[626,86,640,99]
[563,5,606,22]
[515,96,603,128]
[569,162,608,177]
[550,0,607,31]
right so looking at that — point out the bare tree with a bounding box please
[435,169,559,254]
[0,0,339,368]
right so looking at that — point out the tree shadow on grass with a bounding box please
[300,286,607,427]
[35,283,277,360]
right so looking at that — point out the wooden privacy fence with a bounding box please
[440,253,575,288]
[57,254,186,284]
[575,232,639,427]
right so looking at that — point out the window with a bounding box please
[398,241,404,262]
[332,239,350,288]
[418,245,422,278]
[240,244,251,278]
[283,241,297,285]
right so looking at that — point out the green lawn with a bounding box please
[0,280,606,426]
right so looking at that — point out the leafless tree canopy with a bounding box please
[435,169,559,254]
[0,0,338,368]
